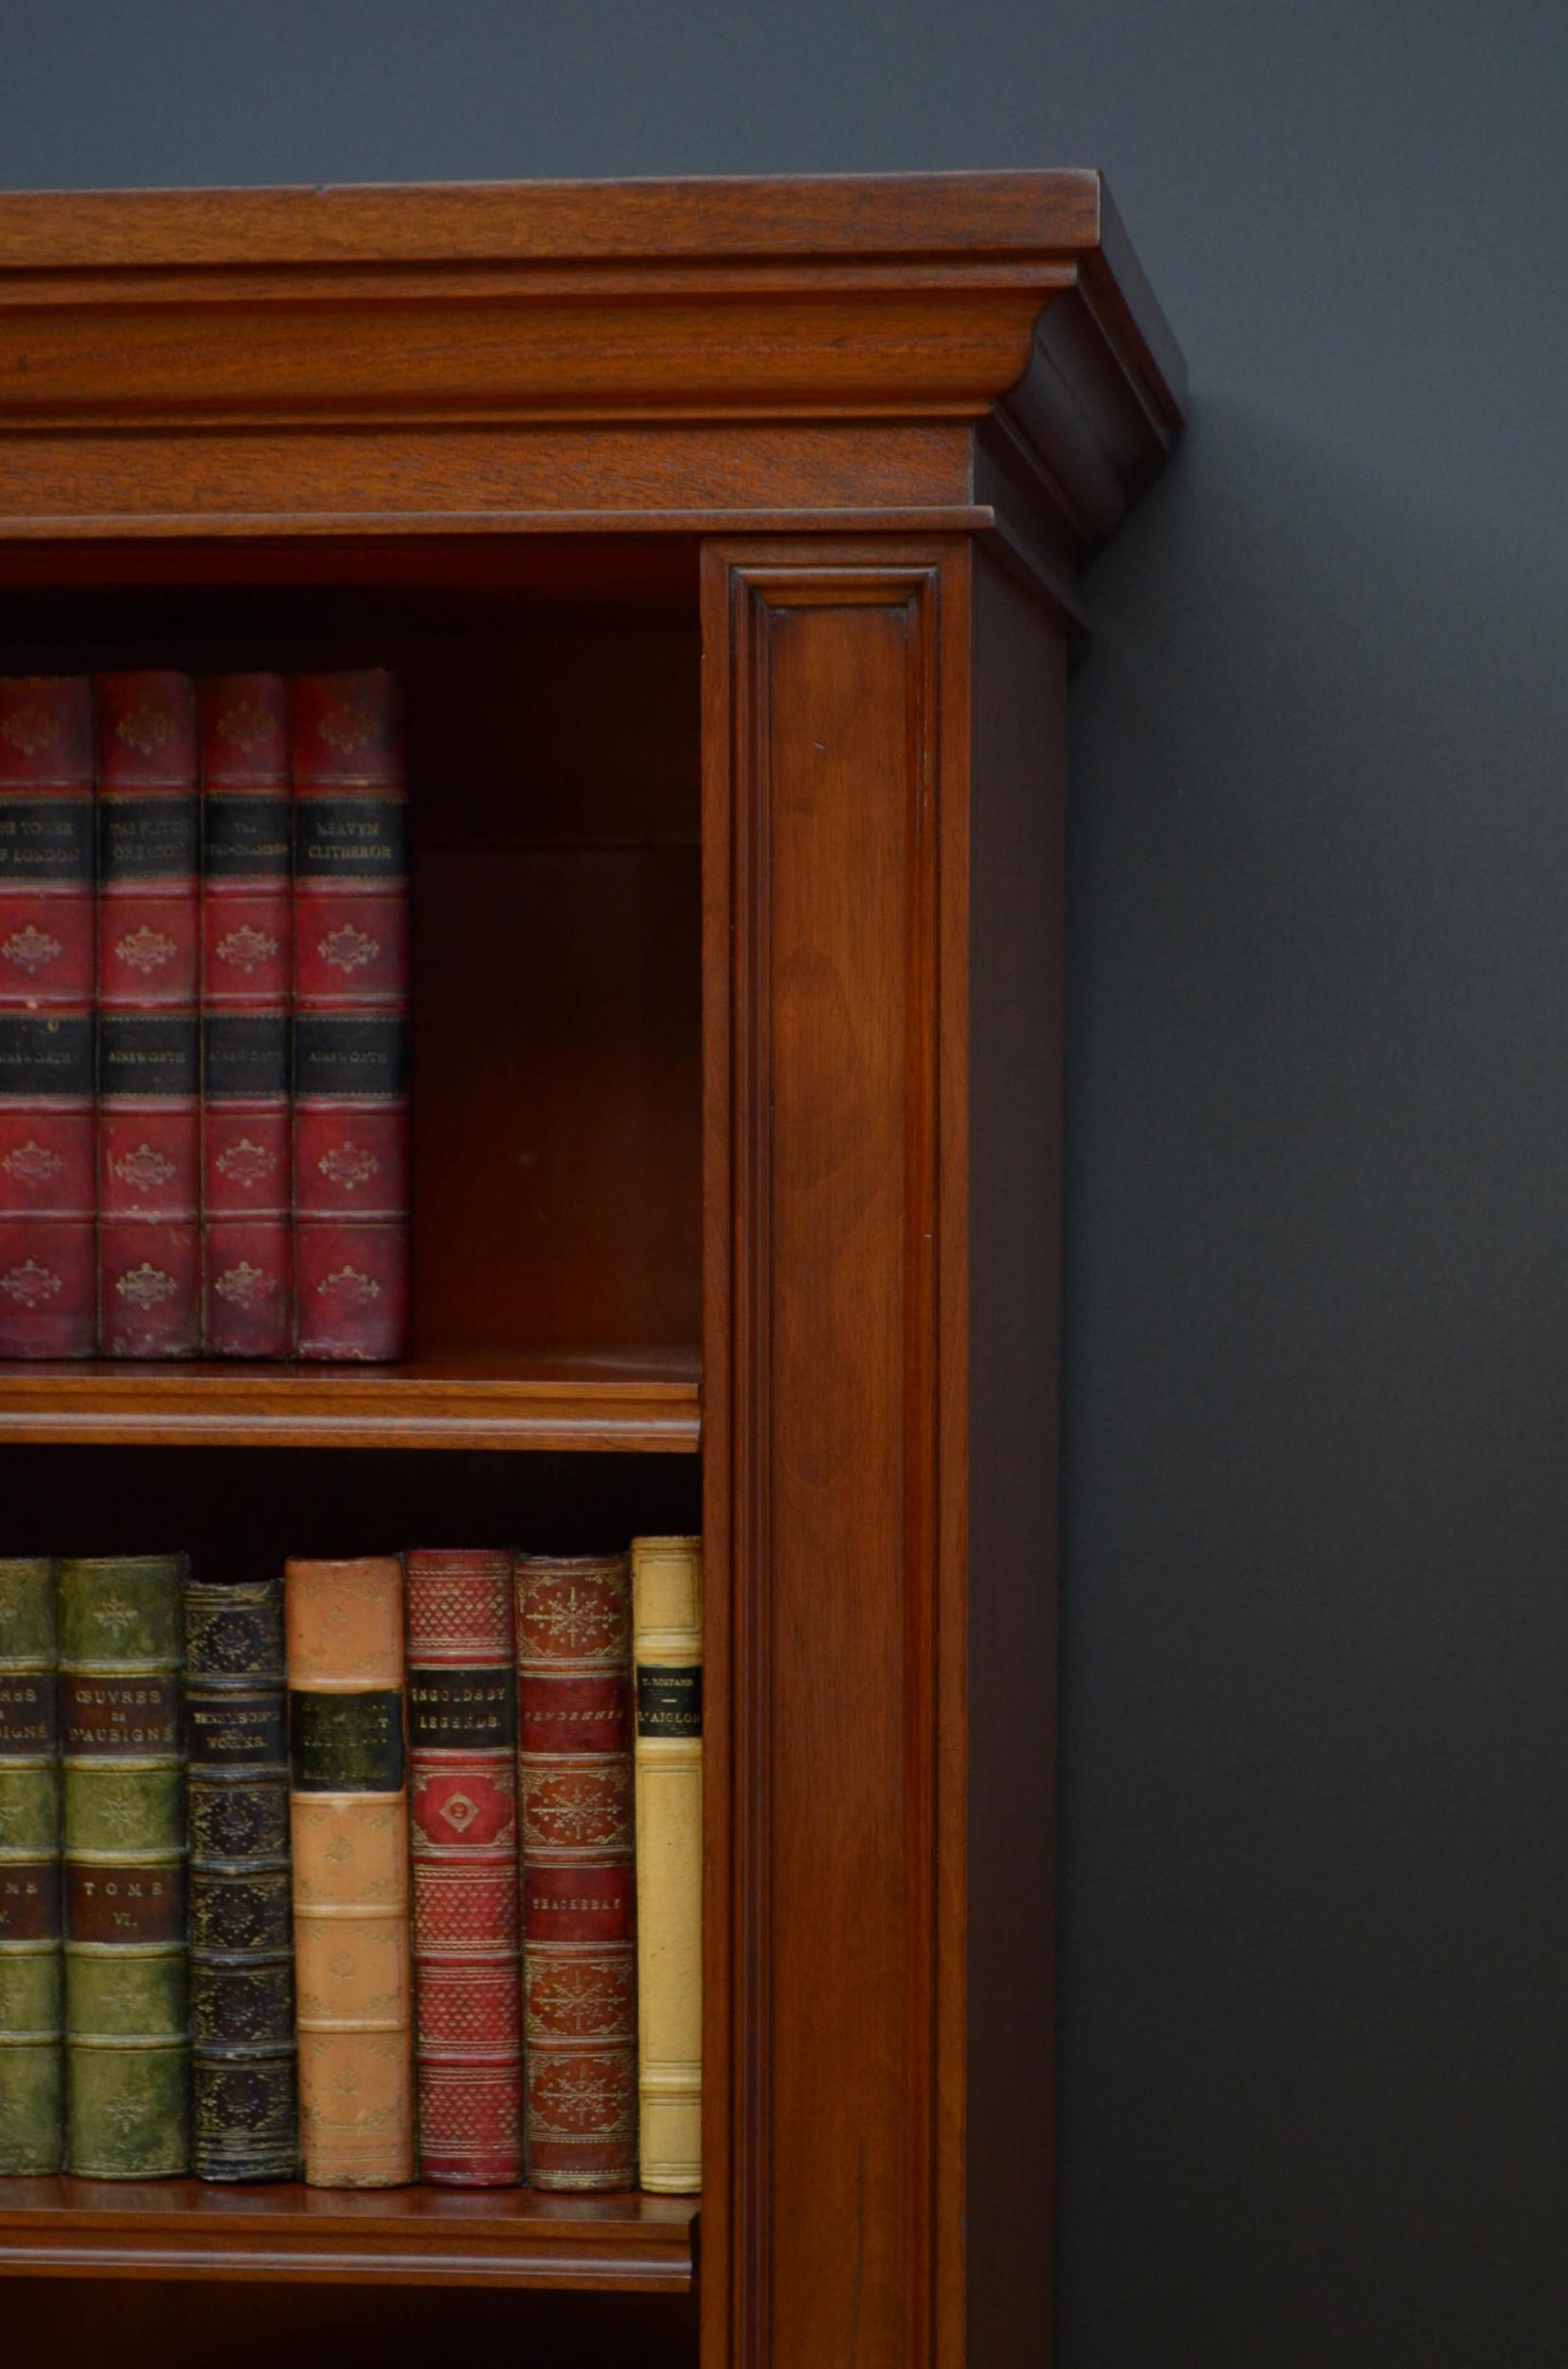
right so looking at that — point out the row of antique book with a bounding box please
[0,1540,702,2193]
[0,668,409,1364]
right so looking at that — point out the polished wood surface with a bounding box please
[0,2178,695,2290]
[0,172,1185,2363]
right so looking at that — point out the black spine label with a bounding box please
[186,1685,287,1769]
[293,1014,408,1099]
[98,1013,199,1099]
[99,793,198,881]
[0,1672,58,1751]
[295,796,407,881]
[0,796,92,882]
[289,1689,404,1794]
[0,1014,93,1099]
[407,1666,517,1752]
[203,1015,290,1100]
[204,795,292,879]
[636,1665,704,1738]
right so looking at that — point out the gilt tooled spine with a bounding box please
[97,674,200,1356]
[60,1553,189,2179]
[200,677,293,1358]
[285,1555,413,2187]
[0,678,96,1358]
[516,1551,638,2192]
[407,1548,521,2185]
[0,1559,63,2172]
[631,1535,703,2195]
[291,674,409,1362]
[184,1577,297,2179]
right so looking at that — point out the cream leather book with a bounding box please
[630,1534,702,2194]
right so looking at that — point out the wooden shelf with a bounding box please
[0,1347,699,1452]
[0,2179,697,2291]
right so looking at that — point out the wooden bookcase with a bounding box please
[0,173,1182,2368]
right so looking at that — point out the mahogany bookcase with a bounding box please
[0,172,1182,2369]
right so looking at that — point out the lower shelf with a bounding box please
[0,2179,698,2292]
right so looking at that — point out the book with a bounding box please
[199,676,293,1358]
[285,1554,414,2186]
[630,1534,703,2194]
[60,1553,189,2178]
[291,672,409,1362]
[97,672,200,1357]
[406,1547,522,2185]
[184,1576,297,2180]
[516,1550,638,2191]
[0,678,96,1359]
[0,1558,63,2173]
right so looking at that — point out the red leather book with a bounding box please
[516,1551,638,2191]
[291,671,409,1361]
[200,676,292,1358]
[406,1548,523,2185]
[0,678,96,1358]
[96,672,199,1357]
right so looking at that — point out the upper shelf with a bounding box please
[0,171,1184,601]
[0,1347,700,1452]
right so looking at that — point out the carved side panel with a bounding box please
[702,543,970,2368]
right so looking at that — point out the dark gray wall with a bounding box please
[9,4,1567,2360]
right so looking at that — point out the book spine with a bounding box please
[184,1576,297,2180]
[285,1555,413,2186]
[406,1547,521,2186]
[97,673,200,1357]
[0,678,96,1358]
[60,1553,189,2178]
[200,676,293,1358]
[631,1535,703,2195]
[291,673,409,1362]
[516,1551,638,2192]
[0,1559,62,2172]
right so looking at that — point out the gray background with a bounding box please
[7,2,1567,2359]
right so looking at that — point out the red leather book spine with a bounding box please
[291,672,409,1362]
[516,1552,638,2191]
[96,673,199,1356]
[0,678,96,1357]
[406,1548,522,2185]
[200,676,292,1358]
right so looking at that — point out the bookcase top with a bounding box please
[0,172,1182,560]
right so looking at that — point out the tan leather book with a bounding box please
[284,1555,413,2188]
[631,1535,702,2195]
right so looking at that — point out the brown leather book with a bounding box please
[284,1555,413,2187]
[516,1550,638,2191]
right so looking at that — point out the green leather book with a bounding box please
[61,1553,189,2178]
[0,1557,63,2174]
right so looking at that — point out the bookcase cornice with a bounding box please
[0,172,1181,567]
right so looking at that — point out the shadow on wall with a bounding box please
[1054,394,1568,2368]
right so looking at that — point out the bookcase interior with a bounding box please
[0,534,704,1384]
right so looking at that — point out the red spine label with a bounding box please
[406,1548,521,2186]
[0,677,96,1356]
[96,673,199,1356]
[200,676,292,1357]
[290,672,408,1362]
[515,1555,637,2192]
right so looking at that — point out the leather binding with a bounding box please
[407,1547,522,2185]
[200,676,293,1358]
[0,678,96,1358]
[60,1553,189,2178]
[516,1550,638,2191]
[285,1555,413,2186]
[97,673,200,1357]
[0,1558,62,2172]
[183,1576,297,2179]
[630,1534,703,2194]
[291,673,409,1362]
